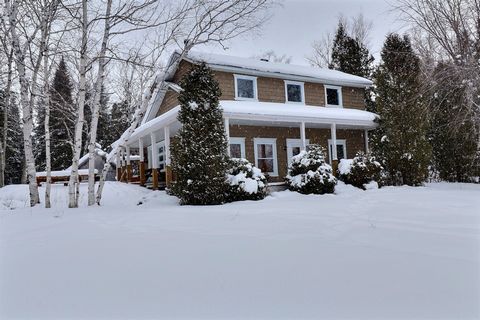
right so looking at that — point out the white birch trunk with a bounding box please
[7,1,39,206]
[68,0,88,208]
[0,49,13,188]
[87,0,112,206]
[43,45,52,208]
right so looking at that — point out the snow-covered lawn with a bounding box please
[0,182,479,319]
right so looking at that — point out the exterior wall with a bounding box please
[229,124,366,182]
[156,60,367,117]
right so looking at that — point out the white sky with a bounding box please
[197,0,406,65]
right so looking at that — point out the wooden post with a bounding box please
[150,132,159,190]
[330,123,338,176]
[164,126,172,187]
[300,121,307,151]
[126,145,132,183]
[139,139,146,186]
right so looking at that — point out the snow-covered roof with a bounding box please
[36,169,98,177]
[221,101,377,127]
[183,51,373,88]
[66,148,107,171]
[125,101,377,147]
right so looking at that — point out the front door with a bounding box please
[286,139,309,166]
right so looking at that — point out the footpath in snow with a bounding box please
[0,182,479,319]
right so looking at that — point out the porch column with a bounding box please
[139,139,146,186]
[330,123,338,176]
[224,117,230,156]
[300,121,307,151]
[150,132,159,190]
[164,126,172,188]
[364,129,369,154]
[116,154,121,181]
[120,148,126,182]
[126,145,132,183]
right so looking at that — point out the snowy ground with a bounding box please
[0,182,479,319]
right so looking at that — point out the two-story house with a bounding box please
[116,51,378,189]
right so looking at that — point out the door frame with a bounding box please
[286,138,310,166]
[327,139,347,163]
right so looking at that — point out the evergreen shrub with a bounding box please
[338,152,383,190]
[285,145,336,194]
[226,158,268,201]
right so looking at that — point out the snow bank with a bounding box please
[1,182,479,319]
[338,158,354,175]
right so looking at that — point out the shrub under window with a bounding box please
[338,152,384,190]
[285,144,337,194]
[226,158,268,201]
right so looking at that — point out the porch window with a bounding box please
[254,138,278,176]
[284,80,305,103]
[229,137,246,159]
[234,74,257,100]
[325,85,343,107]
[147,142,165,170]
[328,139,346,163]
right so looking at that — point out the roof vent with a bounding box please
[260,58,269,62]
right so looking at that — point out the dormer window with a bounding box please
[234,74,257,100]
[284,80,305,103]
[325,85,343,107]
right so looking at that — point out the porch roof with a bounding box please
[124,101,378,147]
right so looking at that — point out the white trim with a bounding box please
[284,80,305,104]
[224,117,230,157]
[300,121,306,150]
[138,139,144,162]
[229,137,246,159]
[364,129,369,154]
[328,139,347,163]
[254,138,278,176]
[286,138,310,166]
[126,146,131,165]
[234,74,258,101]
[325,85,343,108]
[164,126,171,166]
[150,133,158,169]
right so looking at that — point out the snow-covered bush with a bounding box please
[226,158,268,201]
[338,152,383,190]
[285,145,336,194]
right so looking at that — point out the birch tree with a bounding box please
[4,0,59,205]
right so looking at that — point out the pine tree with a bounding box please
[170,63,229,205]
[429,62,479,182]
[96,85,111,150]
[0,92,24,184]
[104,100,131,151]
[329,21,375,112]
[371,33,431,186]
[34,58,75,170]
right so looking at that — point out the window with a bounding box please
[286,138,310,166]
[325,85,343,107]
[234,74,257,100]
[284,80,305,103]
[229,137,246,159]
[147,141,166,170]
[254,138,278,176]
[327,139,347,163]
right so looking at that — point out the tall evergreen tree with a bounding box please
[96,85,111,150]
[329,21,375,112]
[34,58,75,170]
[371,33,431,186]
[170,63,229,205]
[0,92,24,184]
[429,62,479,182]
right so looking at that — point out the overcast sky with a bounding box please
[197,0,406,66]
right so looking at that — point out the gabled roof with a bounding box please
[142,50,373,125]
[182,51,373,88]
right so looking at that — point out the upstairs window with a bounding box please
[325,85,343,107]
[284,80,305,103]
[234,74,257,100]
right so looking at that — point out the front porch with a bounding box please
[115,101,377,189]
